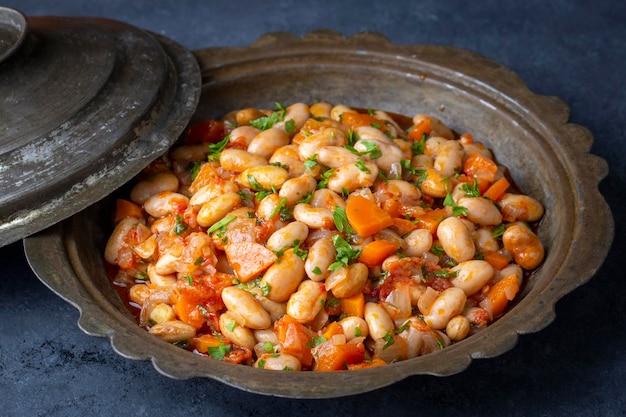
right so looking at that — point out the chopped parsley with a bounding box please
[345,140,382,159]
[207,135,230,162]
[355,159,370,173]
[317,168,335,189]
[207,334,231,361]
[443,189,468,217]
[333,206,354,234]
[461,178,481,197]
[312,266,323,275]
[411,134,427,156]
[329,234,362,271]
[304,154,319,170]
[249,102,287,131]
[207,215,237,234]
[492,224,506,239]
[173,215,188,235]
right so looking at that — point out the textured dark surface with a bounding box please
[1,0,624,415]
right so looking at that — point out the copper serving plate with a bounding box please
[24,30,613,398]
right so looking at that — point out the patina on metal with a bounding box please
[25,30,614,398]
[0,9,201,246]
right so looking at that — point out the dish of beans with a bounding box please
[105,101,545,371]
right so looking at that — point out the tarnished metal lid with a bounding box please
[0,7,201,247]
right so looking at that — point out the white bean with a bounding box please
[326,161,378,194]
[261,249,306,302]
[457,197,502,227]
[330,104,356,121]
[130,172,179,205]
[148,263,177,286]
[188,180,240,208]
[169,144,208,161]
[309,188,346,211]
[144,191,189,219]
[219,311,256,350]
[433,139,464,177]
[247,128,291,159]
[317,145,359,168]
[298,127,347,160]
[238,165,289,190]
[266,221,309,252]
[219,148,268,172]
[502,223,544,270]
[230,125,261,147]
[437,216,476,262]
[196,192,241,228]
[269,144,306,178]
[338,316,369,341]
[310,102,332,119]
[286,280,327,323]
[418,168,448,198]
[423,287,467,330]
[473,228,500,252]
[278,174,317,206]
[274,102,310,134]
[148,320,196,343]
[404,229,433,257]
[305,237,336,281]
[149,303,176,324]
[104,217,140,264]
[364,302,395,340]
[255,353,302,371]
[446,315,471,341]
[450,260,494,296]
[496,264,524,287]
[221,286,272,330]
[325,263,369,298]
[499,193,545,223]
[292,203,335,229]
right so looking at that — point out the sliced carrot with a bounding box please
[189,163,221,194]
[482,177,510,201]
[391,217,418,237]
[224,241,277,282]
[340,112,390,134]
[274,315,316,367]
[114,199,143,222]
[358,240,400,267]
[346,195,394,237]
[347,357,387,370]
[407,117,432,142]
[486,274,520,318]
[482,250,511,270]
[341,292,365,318]
[414,208,448,235]
[322,321,344,340]
[313,341,365,371]
[191,333,230,354]
[174,290,208,329]
[463,153,498,183]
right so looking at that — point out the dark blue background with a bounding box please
[1,1,624,416]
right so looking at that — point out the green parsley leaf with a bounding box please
[297,191,314,204]
[443,189,468,217]
[249,102,287,131]
[173,215,188,235]
[184,275,194,286]
[329,234,361,271]
[317,168,335,189]
[461,178,481,197]
[194,256,204,266]
[347,129,359,145]
[304,154,318,170]
[285,119,296,134]
[257,359,266,369]
[430,269,459,279]
[355,159,370,173]
[207,135,230,161]
[188,161,202,181]
[382,333,395,349]
[207,335,231,361]
[411,134,427,156]
[207,215,237,234]
[225,320,236,332]
[269,197,288,220]
[345,140,382,159]
[431,243,444,257]
[292,240,308,260]
[333,206,354,234]
[269,161,289,170]
[312,266,322,275]
[354,327,362,337]
[492,224,506,239]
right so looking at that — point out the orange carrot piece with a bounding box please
[407,117,432,142]
[463,153,498,183]
[322,321,344,340]
[191,333,230,353]
[414,208,448,235]
[482,177,511,201]
[314,341,365,371]
[347,357,387,370]
[274,315,315,367]
[340,112,390,134]
[359,240,400,267]
[189,163,221,194]
[391,217,418,236]
[346,195,394,237]
[341,292,365,318]
[114,199,143,222]
[175,291,208,330]
[482,250,511,270]
[486,274,520,318]
[224,241,277,282]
